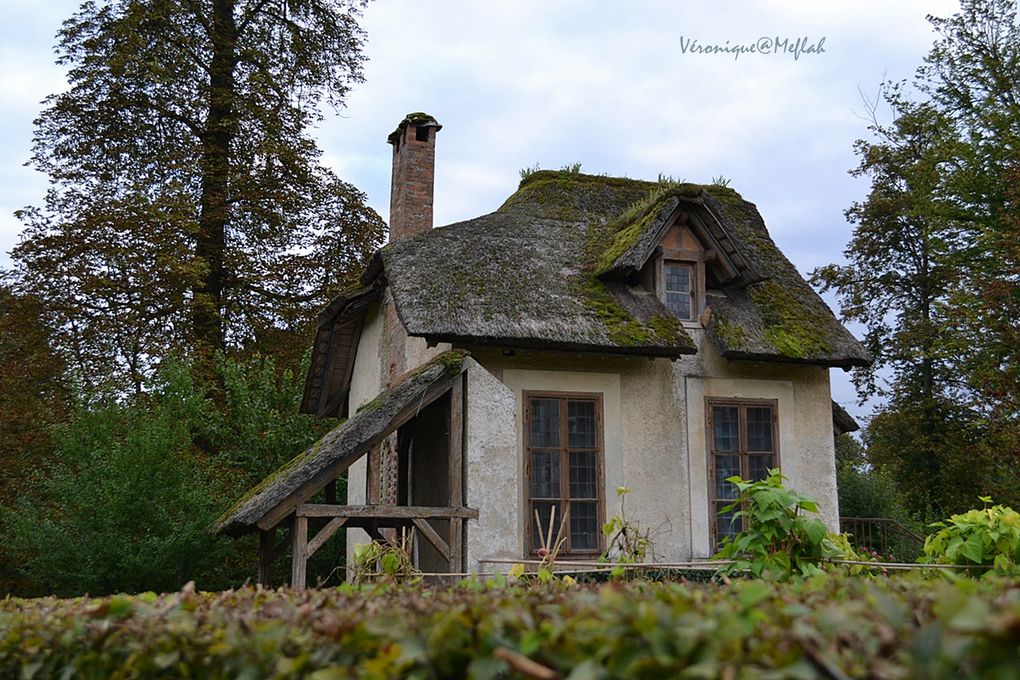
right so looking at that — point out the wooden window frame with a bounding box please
[655,248,705,323]
[705,397,780,551]
[523,390,605,557]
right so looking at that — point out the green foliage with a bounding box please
[203,353,335,483]
[922,498,1020,576]
[10,0,385,389]
[350,533,420,584]
[519,162,542,180]
[4,577,1020,678]
[0,354,336,597]
[813,0,1020,520]
[0,284,70,594]
[0,363,230,597]
[865,400,995,519]
[713,470,855,579]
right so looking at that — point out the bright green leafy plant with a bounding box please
[921,497,1020,576]
[713,469,855,579]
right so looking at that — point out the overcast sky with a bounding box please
[0,0,962,420]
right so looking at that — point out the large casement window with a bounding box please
[523,392,605,555]
[707,398,779,550]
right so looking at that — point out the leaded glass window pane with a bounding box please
[749,453,774,482]
[530,398,560,448]
[530,450,560,499]
[570,501,598,550]
[664,262,694,320]
[568,400,596,448]
[713,406,739,451]
[747,407,773,452]
[715,453,741,500]
[569,451,597,499]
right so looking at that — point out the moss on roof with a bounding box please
[377,172,698,358]
[306,171,870,380]
[592,183,705,276]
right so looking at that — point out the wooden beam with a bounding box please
[448,373,464,508]
[296,504,479,520]
[450,517,464,573]
[306,517,347,559]
[291,516,308,589]
[412,518,451,561]
[257,373,463,531]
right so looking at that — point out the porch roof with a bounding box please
[211,351,469,538]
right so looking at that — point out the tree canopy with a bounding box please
[816,0,1020,517]
[10,0,385,391]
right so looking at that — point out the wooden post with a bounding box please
[448,373,465,572]
[291,515,308,589]
[258,527,274,587]
[450,517,464,573]
[367,445,381,504]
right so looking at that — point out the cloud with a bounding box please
[0,0,963,420]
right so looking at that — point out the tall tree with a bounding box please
[11,0,385,391]
[816,0,1020,516]
[920,0,1020,429]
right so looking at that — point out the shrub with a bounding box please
[4,578,1020,678]
[713,469,856,579]
[921,497,1020,576]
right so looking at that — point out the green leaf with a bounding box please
[804,520,828,546]
[961,534,986,564]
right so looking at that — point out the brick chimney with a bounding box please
[387,112,442,243]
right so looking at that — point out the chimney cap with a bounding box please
[387,112,442,145]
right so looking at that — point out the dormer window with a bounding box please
[641,220,706,324]
[664,261,696,321]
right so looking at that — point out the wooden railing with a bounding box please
[840,517,925,561]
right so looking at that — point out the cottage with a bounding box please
[212,113,870,586]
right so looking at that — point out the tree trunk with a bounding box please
[194,0,237,366]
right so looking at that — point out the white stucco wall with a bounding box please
[464,358,519,570]
[468,352,694,564]
[345,304,384,548]
[338,298,838,569]
[680,328,838,558]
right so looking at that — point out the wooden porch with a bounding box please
[211,352,475,589]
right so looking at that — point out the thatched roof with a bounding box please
[831,401,861,435]
[302,171,869,416]
[213,351,468,537]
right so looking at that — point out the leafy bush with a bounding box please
[3,577,1020,678]
[0,363,233,596]
[922,498,1020,576]
[713,469,856,579]
[0,354,339,596]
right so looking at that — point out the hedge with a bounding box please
[3,576,1019,678]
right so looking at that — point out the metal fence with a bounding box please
[840,517,925,562]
